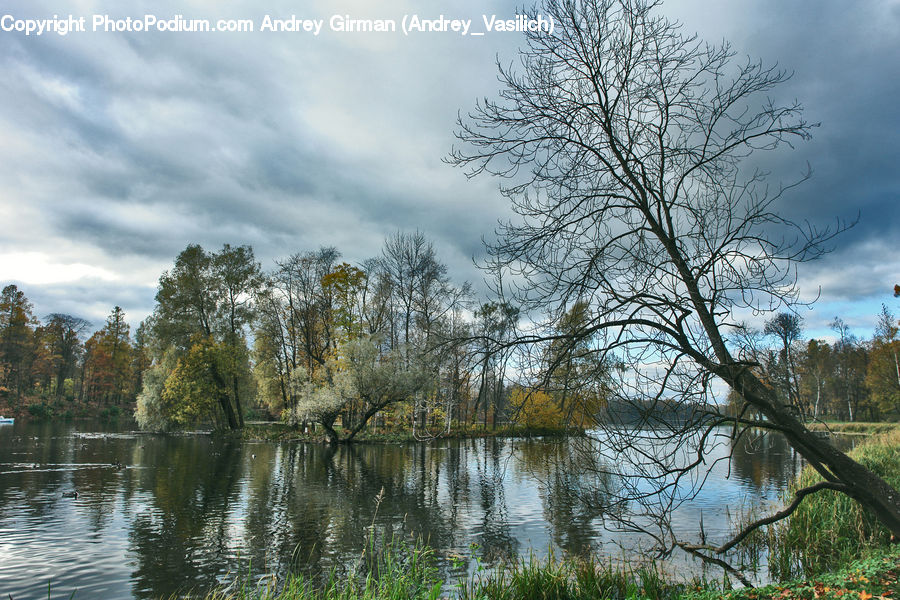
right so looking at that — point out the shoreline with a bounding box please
[238,421,585,443]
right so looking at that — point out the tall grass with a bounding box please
[183,539,443,600]
[761,430,900,580]
[184,542,700,600]
[185,432,900,599]
[460,554,690,600]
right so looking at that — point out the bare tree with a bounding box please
[380,231,451,432]
[43,313,91,400]
[764,313,804,418]
[450,0,900,578]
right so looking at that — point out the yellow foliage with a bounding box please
[508,387,565,429]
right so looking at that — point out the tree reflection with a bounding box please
[515,437,609,556]
[127,435,243,598]
[0,423,802,599]
[473,438,517,562]
[729,430,798,493]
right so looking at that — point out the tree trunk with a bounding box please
[321,418,338,445]
[210,365,239,430]
[728,364,900,535]
[813,377,821,420]
[232,375,244,427]
[664,224,900,536]
[218,391,239,430]
[893,347,900,388]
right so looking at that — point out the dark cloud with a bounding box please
[667,0,900,334]
[0,0,897,340]
[9,278,156,327]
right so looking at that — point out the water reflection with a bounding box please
[0,422,804,599]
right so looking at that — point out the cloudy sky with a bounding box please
[1,0,898,340]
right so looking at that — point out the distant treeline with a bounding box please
[0,290,144,419]
[724,310,900,423]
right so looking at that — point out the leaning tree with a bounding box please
[450,0,900,580]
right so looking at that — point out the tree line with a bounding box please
[0,233,602,435]
[1,242,897,433]
[729,308,900,423]
[0,285,145,418]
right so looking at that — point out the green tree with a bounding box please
[0,284,38,404]
[830,317,870,421]
[764,313,804,418]
[42,313,90,401]
[798,339,832,420]
[866,305,900,418]
[213,244,262,427]
[137,244,259,430]
[162,336,234,428]
[131,321,152,400]
[135,348,178,431]
[546,302,610,427]
[471,301,518,428]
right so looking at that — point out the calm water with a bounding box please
[0,421,805,599]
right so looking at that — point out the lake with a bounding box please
[0,420,807,599]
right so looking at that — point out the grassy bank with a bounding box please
[805,422,900,435]
[684,545,900,600]
[184,541,698,600]
[759,430,900,580]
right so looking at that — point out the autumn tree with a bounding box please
[866,305,900,418]
[321,262,367,340]
[285,247,341,373]
[293,335,428,443]
[0,285,38,404]
[508,387,565,429]
[82,306,133,405]
[253,234,474,437]
[137,244,260,430]
[253,248,342,424]
[450,0,900,576]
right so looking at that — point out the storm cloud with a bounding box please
[0,0,897,339]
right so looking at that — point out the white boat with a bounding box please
[0,416,14,425]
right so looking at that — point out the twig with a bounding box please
[681,480,847,554]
